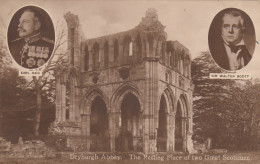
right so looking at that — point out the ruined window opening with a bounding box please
[180,57,183,74]
[119,117,121,127]
[170,53,173,67]
[181,50,185,74]
[98,51,101,62]
[136,34,142,60]
[129,41,133,56]
[84,46,89,71]
[123,36,132,57]
[114,39,119,62]
[104,42,109,67]
[165,72,168,82]
[175,52,178,70]
[93,43,100,69]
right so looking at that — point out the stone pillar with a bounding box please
[73,27,80,69]
[61,84,66,121]
[166,113,170,151]
[182,117,187,152]
[70,84,75,121]
[81,114,88,135]
[108,112,116,152]
[143,115,150,153]
[80,43,85,72]
[64,12,83,69]
[114,112,121,136]
[55,77,61,121]
[143,58,159,153]
[81,114,90,151]
[169,115,174,152]
[89,50,93,71]
[74,87,81,121]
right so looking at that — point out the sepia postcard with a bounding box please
[0,0,259,163]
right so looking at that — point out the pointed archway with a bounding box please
[175,101,183,151]
[90,96,109,151]
[157,95,167,151]
[116,93,142,152]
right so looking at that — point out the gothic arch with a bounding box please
[178,94,189,117]
[59,66,80,85]
[103,40,109,67]
[174,93,190,151]
[134,32,142,60]
[84,45,89,71]
[158,86,175,115]
[81,88,109,115]
[123,35,133,57]
[63,68,79,93]
[64,68,79,120]
[113,39,119,62]
[89,96,110,151]
[111,84,143,113]
[93,42,100,69]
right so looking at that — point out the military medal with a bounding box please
[36,46,41,58]
[28,46,35,57]
[43,47,49,59]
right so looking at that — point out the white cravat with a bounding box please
[222,37,245,70]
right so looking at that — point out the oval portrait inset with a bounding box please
[208,8,255,71]
[7,5,55,69]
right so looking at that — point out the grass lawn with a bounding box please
[0,151,259,164]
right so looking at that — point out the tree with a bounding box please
[0,37,35,142]
[191,51,237,148]
[30,21,67,136]
[224,80,260,150]
[192,51,260,150]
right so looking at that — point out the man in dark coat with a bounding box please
[210,9,252,71]
[9,8,54,69]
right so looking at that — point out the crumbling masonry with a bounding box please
[55,9,195,153]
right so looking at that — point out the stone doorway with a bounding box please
[175,101,183,151]
[90,96,109,151]
[116,93,142,152]
[157,95,167,152]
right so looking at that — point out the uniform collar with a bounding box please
[24,33,42,44]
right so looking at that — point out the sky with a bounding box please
[0,0,260,78]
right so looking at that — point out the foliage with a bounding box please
[192,51,233,144]
[0,38,55,142]
[191,51,260,150]
[48,120,66,135]
[29,20,67,136]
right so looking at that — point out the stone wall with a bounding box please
[55,8,194,153]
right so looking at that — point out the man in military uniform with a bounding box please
[9,8,54,69]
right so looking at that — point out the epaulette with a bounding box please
[25,33,41,43]
[28,36,41,43]
[42,37,55,44]
[10,37,23,43]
